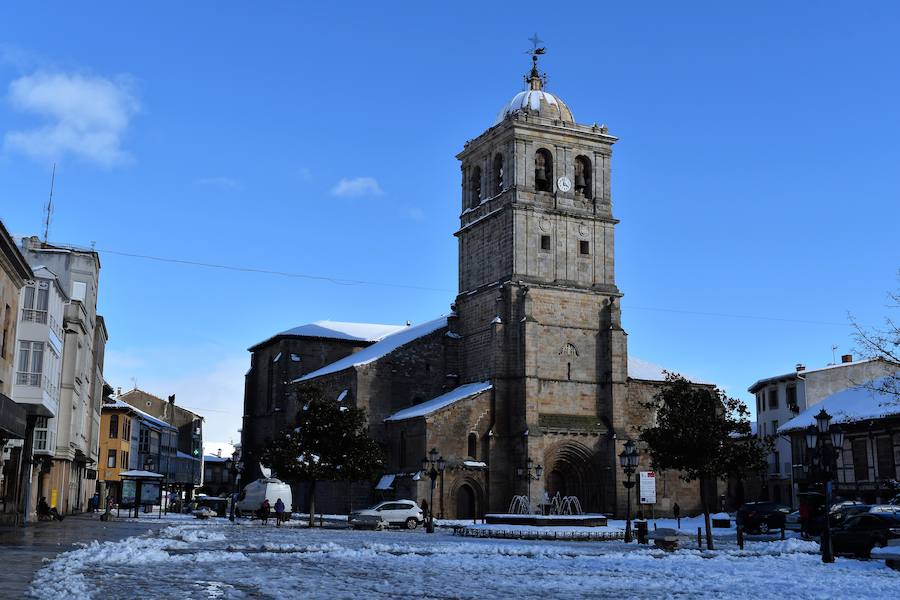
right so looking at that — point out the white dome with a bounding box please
[495,90,574,125]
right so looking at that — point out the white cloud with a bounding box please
[330,176,383,198]
[4,70,139,166]
[195,176,242,191]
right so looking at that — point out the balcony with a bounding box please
[16,372,42,387]
[33,428,56,455]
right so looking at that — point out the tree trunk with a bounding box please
[308,480,317,528]
[699,479,714,550]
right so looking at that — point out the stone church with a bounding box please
[241,53,714,519]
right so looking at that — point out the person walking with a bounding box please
[274,498,285,526]
[260,498,271,525]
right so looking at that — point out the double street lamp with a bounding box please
[517,458,543,511]
[421,448,445,534]
[804,408,844,563]
[619,439,640,543]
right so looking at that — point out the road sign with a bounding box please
[639,471,657,504]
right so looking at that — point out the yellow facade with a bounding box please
[99,409,133,484]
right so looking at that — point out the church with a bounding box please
[240,51,716,519]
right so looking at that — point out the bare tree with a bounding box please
[850,274,900,402]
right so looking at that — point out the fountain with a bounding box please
[486,491,607,527]
[507,495,532,515]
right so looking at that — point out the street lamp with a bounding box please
[228,449,243,522]
[421,448,445,534]
[619,439,640,543]
[516,458,544,511]
[804,409,843,563]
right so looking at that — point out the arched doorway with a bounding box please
[543,441,605,513]
[456,484,476,519]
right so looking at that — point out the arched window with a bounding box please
[574,156,592,199]
[534,148,553,192]
[399,431,407,468]
[467,432,477,459]
[470,166,482,207]
[493,153,504,195]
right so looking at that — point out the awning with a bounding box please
[375,474,396,490]
[0,393,26,439]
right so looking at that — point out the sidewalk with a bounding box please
[0,512,167,599]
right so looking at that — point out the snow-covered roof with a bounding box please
[119,469,163,478]
[495,90,574,124]
[203,454,227,463]
[296,316,448,383]
[778,377,899,433]
[628,356,709,384]
[748,358,891,392]
[251,320,406,349]
[103,399,176,431]
[385,381,492,422]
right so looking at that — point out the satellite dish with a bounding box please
[260,463,272,479]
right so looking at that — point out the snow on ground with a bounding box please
[27,517,900,599]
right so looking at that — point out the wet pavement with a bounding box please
[0,512,168,599]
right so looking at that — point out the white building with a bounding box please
[748,355,898,506]
[10,266,69,519]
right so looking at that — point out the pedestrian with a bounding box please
[260,498,271,525]
[274,498,285,526]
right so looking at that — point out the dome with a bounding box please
[495,89,574,125]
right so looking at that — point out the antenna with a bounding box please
[831,344,838,364]
[43,163,56,242]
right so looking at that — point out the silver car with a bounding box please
[350,500,425,529]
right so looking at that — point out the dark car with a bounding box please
[735,502,792,534]
[831,513,900,558]
[830,504,872,528]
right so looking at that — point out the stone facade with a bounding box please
[241,58,718,519]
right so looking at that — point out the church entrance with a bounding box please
[455,483,477,519]
[544,441,605,513]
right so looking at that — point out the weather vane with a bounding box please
[524,33,547,90]
[526,32,546,57]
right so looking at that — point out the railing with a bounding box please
[16,372,41,386]
[22,308,48,324]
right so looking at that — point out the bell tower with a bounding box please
[452,45,629,514]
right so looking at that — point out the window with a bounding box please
[757,393,762,415]
[772,450,781,475]
[109,414,119,439]
[123,418,131,441]
[107,449,117,468]
[467,432,477,459]
[771,420,779,436]
[574,155,592,199]
[876,436,893,480]
[534,148,553,192]
[123,451,129,469]
[139,428,150,454]
[493,153,504,195]
[540,235,551,251]
[786,385,798,412]
[1,304,10,358]
[205,466,214,482]
[470,166,482,207]
[768,389,778,410]
[579,240,590,255]
[22,282,49,324]
[16,341,44,386]
[852,438,869,482]
[34,417,49,452]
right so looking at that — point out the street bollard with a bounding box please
[737,525,744,550]
[781,527,785,541]
[697,527,702,549]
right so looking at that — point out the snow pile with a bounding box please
[296,316,448,382]
[780,376,900,433]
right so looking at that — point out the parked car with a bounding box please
[785,510,802,532]
[831,513,900,558]
[191,495,229,517]
[735,502,791,534]
[350,500,424,529]
[869,505,900,515]
[234,478,293,518]
[831,504,873,527]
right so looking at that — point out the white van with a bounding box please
[234,478,293,517]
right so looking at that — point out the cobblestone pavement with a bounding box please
[0,512,168,599]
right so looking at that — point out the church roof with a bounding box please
[250,320,407,350]
[385,381,493,422]
[628,356,709,384]
[294,316,449,383]
[495,90,574,125]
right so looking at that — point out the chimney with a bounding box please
[168,394,175,405]
[116,387,122,396]
[795,363,806,372]
[841,354,853,364]
[216,448,221,457]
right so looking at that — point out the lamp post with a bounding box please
[804,408,844,563]
[421,448,445,534]
[619,439,639,543]
[227,449,243,522]
[516,458,544,511]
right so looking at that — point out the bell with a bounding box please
[575,173,586,190]
[535,166,546,183]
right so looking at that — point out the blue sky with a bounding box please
[1,2,898,443]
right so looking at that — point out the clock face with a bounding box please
[557,176,572,192]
